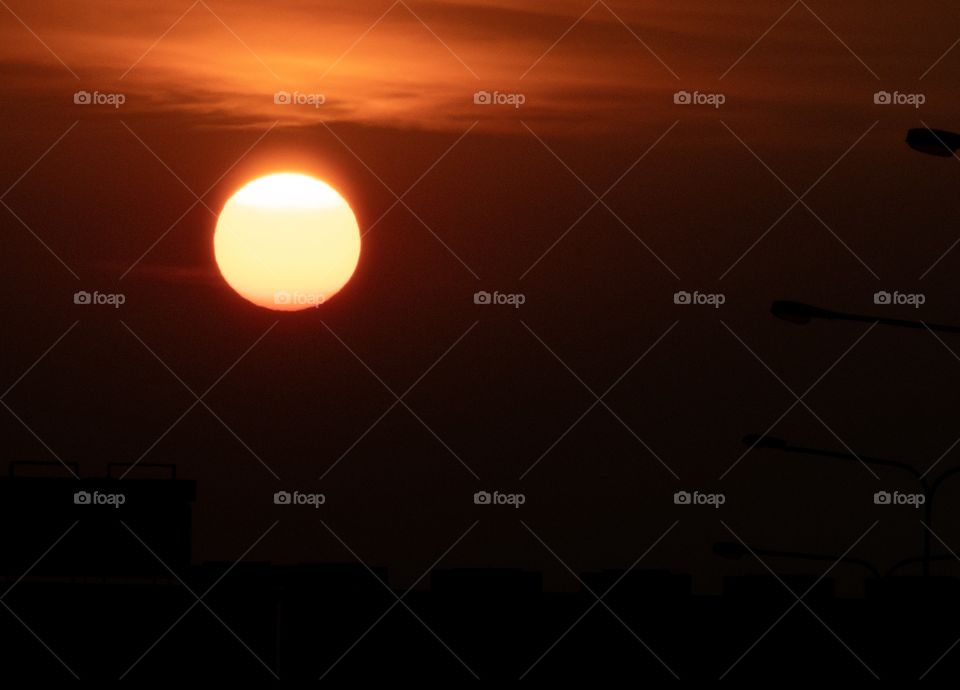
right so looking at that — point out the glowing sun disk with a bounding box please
[214,173,361,311]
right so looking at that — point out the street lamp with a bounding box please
[771,300,960,335]
[744,434,960,576]
[906,128,960,158]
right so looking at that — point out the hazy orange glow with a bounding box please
[214,173,361,311]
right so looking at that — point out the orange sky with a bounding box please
[3,0,959,132]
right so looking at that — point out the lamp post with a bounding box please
[744,434,960,576]
[906,128,960,158]
[771,300,960,335]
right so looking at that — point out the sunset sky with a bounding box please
[4,0,960,592]
[5,0,960,130]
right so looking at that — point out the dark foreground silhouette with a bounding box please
[2,466,960,680]
[906,128,960,157]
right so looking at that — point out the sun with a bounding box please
[214,173,361,311]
